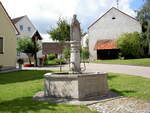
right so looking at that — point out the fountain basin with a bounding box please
[44,72,108,100]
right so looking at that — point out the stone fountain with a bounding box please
[44,15,108,100]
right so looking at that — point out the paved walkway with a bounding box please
[23,63,150,78]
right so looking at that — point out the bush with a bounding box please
[17,59,24,64]
[47,54,56,60]
[117,32,142,59]
[62,47,70,60]
[43,59,66,65]
[81,48,89,60]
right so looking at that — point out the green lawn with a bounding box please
[108,73,150,101]
[0,70,97,113]
[91,58,150,66]
[0,71,149,113]
[44,59,66,65]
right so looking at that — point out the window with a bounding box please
[28,27,31,32]
[20,25,23,31]
[112,17,116,20]
[0,37,3,54]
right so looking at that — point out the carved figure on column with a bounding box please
[70,14,81,73]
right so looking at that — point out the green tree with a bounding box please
[117,32,142,59]
[17,37,41,65]
[62,46,70,61]
[137,0,150,32]
[48,18,70,42]
[137,0,150,56]
[48,18,70,71]
[147,22,150,55]
[81,48,89,60]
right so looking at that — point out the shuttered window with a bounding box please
[0,37,3,54]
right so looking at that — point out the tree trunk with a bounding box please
[28,56,31,64]
[59,54,62,72]
[148,43,150,56]
[34,53,38,67]
[33,40,38,67]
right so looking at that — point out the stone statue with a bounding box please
[70,14,81,73]
[70,14,81,41]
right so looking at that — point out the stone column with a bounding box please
[70,15,81,73]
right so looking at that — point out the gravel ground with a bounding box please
[88,97,150,113]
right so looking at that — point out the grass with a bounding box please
[108,73,150,101]
[0,71,149,113]
[44,59,66,65]
[0,70,97,113]
[91,58,150,66]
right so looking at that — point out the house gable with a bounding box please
[88,7,142,60]
[0,2,19,35]
[88,7,140,29]
[13,15,37,38]
[0,2,17,68]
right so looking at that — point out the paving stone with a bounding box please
[88,97,150,113]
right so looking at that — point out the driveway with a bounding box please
[23,63,150,79]
[84,63,150,78]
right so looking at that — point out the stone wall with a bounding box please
[44,72,108,100]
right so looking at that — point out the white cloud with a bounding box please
[1,0,137,42]
[41,34,54,42]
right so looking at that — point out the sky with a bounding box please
[1,0,145,42]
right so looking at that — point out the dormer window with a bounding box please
[112,17,116,20]
[28,27,31,32]
[0,37,3,54]
[20,25,23,31]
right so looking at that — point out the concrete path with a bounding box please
[85,63,150,79]
[23,63,150,78]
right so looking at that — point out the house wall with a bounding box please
[0,4,17,69]
[81,34,88,48]
[15,16,43,59]
[88,8,142,60]
[15,16,36,38]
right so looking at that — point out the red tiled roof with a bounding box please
[94,40,118,50]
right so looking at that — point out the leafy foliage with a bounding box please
[48,18,70,42]
[17,37,41,64]
[81,48,89,60]
[136,0,150,32]
[62,46,70,60]
[47,54,56,60]
[136,0,150,56]
[117,32,142,59]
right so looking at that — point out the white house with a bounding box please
[88,7,141,60]
[12,15,43,59]
[81,34,89,48]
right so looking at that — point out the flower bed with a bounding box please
[23,64,34,67]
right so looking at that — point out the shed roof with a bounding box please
[94,39,118,50]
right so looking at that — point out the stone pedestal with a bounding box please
[44,72,108,100]
[70,41,81,73]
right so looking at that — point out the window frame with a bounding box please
[19,25,24,31]
[28,27,31,32]
[0,36,4,54]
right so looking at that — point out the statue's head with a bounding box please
[73,14,77,19]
